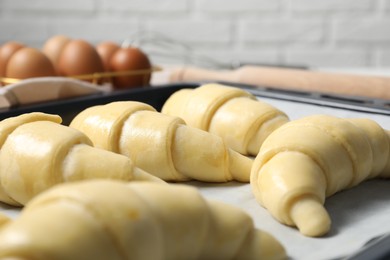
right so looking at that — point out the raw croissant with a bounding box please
[0,213,9,228]
[70,101,253,182]
[251,115,390,237]
[161,83,289,155]
[0,179,286,260]
[0,112,160,206]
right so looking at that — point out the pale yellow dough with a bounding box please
[161,83,289,156]
[0,213,10,229]
[70,101,253,182]
[0,179,286,260]
[0,112,161,206]
[251,115,390,237]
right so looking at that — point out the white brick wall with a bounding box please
[1,0,389,68]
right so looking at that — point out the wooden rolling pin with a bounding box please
[168,66,390,100]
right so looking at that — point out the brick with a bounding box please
[186,48,280,68]
[100,0,188,13]
[376,49,390,66]
[290,0,373,11]
[0,20,48,45]
[196,0,280,12]
[285,48,369,67]
[145,20,232,44]
[240,20,324,43]
[46,20,141,44]
[1,0,95,12]
[334,19,390,43]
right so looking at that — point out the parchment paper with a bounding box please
[0,95,389,260]
[192,97,390,260]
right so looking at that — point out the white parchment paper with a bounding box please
[192,97,390,260]
[0,95,389,260]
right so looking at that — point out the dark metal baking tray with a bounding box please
[0,81,388,126]
[0,83,198,125]
[217,81,390,116]
[0,82,388,259]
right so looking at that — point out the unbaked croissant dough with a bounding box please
[0,213,9,228]
[0,112,160,206]
[251,114,390,237]
[161,83,289,155]
[0,179,286,260]
[70,101,253,182]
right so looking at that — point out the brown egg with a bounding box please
[109,46,152,89]
[0,41,25,77]
[42,35,71,74]
[58,39,105,81]
[96,41,120,71]
[5,47,56,79]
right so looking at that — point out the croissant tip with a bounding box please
[258,231,288,260]
[290,196,331,237]
[132,167,166,184]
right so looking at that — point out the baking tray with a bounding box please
[0,81,388,125]
[0,83,199,125]
[0,82,389,260]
